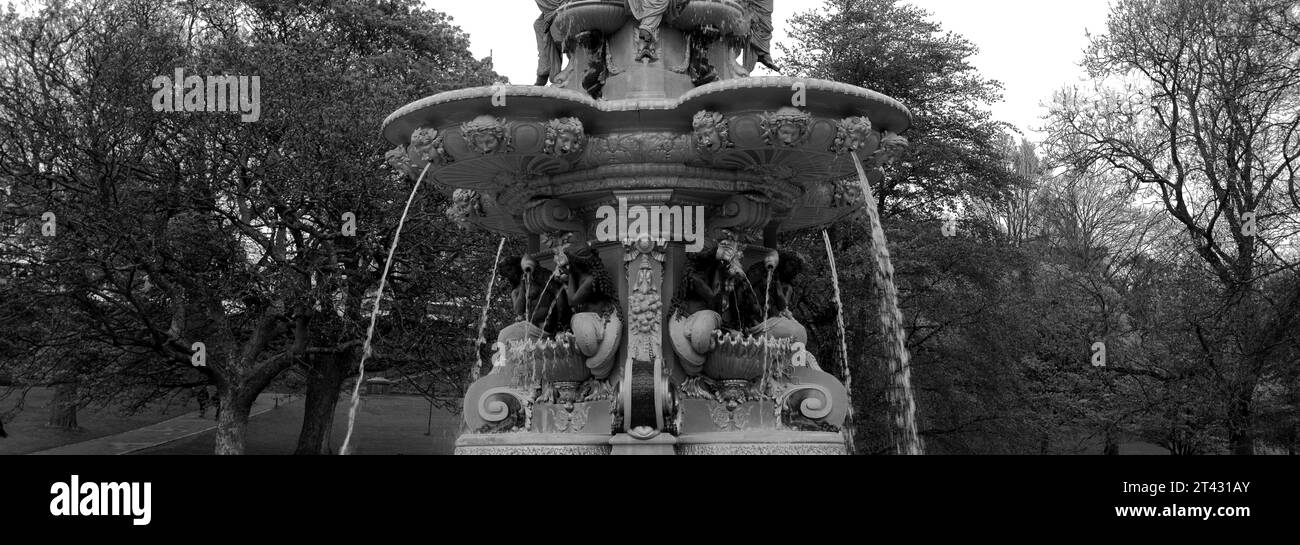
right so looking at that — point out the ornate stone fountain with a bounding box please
[383,0,910,454]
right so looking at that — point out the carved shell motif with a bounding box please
[692,110,732,155]
[462,115,512,155]
[760,107,811,148]
[544,117,587,157]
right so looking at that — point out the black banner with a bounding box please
[0,455,1292,537]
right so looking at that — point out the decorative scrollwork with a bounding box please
[777,383,837,432]
[477,386,530,433]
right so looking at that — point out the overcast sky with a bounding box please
[422,0,1114,141]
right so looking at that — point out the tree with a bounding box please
[0,0,499,454]
[782,0,1017,219]
[1045,0,1300,453]
[780,0,1025,453]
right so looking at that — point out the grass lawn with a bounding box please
[0,387,198,455]
[135,394,461,455]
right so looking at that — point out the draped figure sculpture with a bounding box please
[745,0,778,72]
[629,0,678,61]
[534,0,570,85]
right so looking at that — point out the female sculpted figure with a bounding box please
[745,0,779,72]
[534,1,570,85]
[555,246,622,380]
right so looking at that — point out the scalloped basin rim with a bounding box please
[381,77,912,145]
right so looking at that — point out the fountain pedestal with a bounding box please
[384,0,910,455]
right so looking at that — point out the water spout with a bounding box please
[341,163,432,455]
[849,151,923,456]
[822,230,856,454]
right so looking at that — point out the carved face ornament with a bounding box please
[833,116,874,155]
[692,111,730,154]
[408,127,449,164]
[762,108,811,148]
[462,116,510,155]
[546,117,586,156]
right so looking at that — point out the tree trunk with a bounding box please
[214,388,254,455]
[47,381,79,430]
[294,353,348,455]
[1103,425,1120,455]
[1226,387,1255,455]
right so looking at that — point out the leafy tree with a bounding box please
[1045,0,1300,454]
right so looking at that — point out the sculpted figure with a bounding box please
[501,255,564,332]
[692,111,731,155]
[555,245,621,380]
[746,249,808,344]
[534,1,570,85]
[761,107,811,147]
[668,241,725,375]
[745,0,779,72]
[462,116,510,155]
[831,116,874,156]
[628,0,683,61]
[408,127,451,164]
[544,117,587,156]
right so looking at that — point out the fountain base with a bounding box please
[455,433,612,456]
[676,431,847,455]
[609,433,678,455]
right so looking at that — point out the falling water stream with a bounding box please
[341,164,432,455]
[849,150,923,455]
[470,237,508,383]
[822,229,856,454]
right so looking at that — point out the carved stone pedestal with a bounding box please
[609,432,678,455]
[455,433,612,455]
[676,431,847,455]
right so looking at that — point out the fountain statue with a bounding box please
[384,0,911,454]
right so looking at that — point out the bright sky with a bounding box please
[422,0,1114,141]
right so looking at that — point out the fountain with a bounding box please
[383,0,911,455]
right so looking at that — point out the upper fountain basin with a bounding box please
[382,77,911,233]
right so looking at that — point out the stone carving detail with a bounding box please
[744,0,779,73]
[556,245,622,380]
[709,401,752,431]
[830,116,874,156]
[552,402,591,432]
[500,255,564,331]
[760,107,811,147]
[408,127,452,164]
[385,146,418,174]
[533,0,569,86]
[544,117,587,157]
[524,199,584,235]
[874,132,909,165]
[462,116,512,155]
[629,0,676,62]
[447,189,486,229]
[692,110,732,155]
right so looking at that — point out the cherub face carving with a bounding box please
[692,111,730,154]
[544,117,586,156]
[761,108,811,148]
[462,116,511,155]
[831,116,874,155]
[408,127,450,164]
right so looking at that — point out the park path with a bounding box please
[28,393,298,455]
